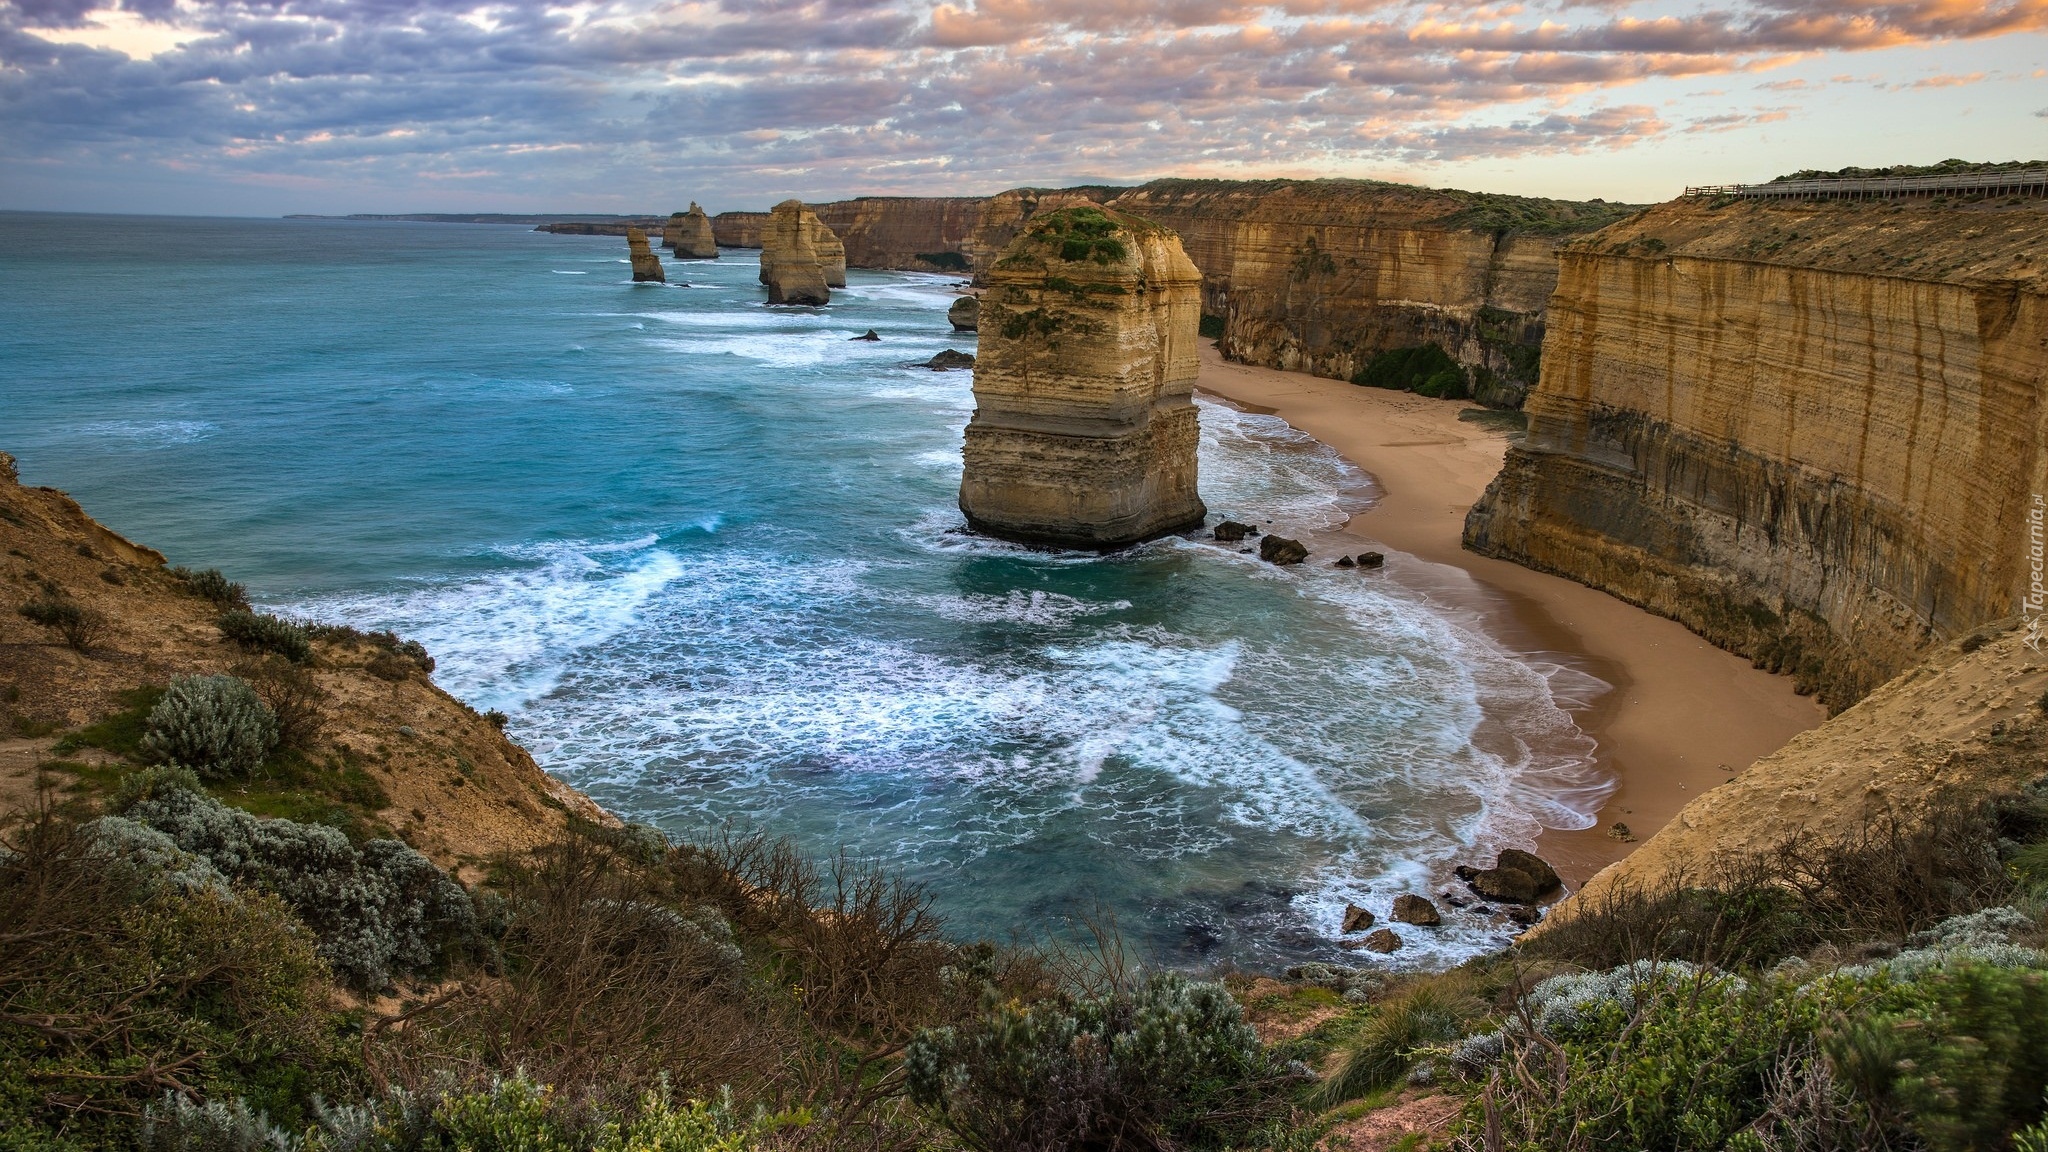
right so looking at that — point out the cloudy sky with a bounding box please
[2,0,2043,215]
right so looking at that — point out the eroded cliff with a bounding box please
[1465,194,2048,708]
[959,208,1206,547]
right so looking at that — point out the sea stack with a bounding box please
[949,295,979,332]
[626,227,665,283]
[958,206,1206,548]
[670,202,719,259]
[815,220,848,288]
[758,200,832,306]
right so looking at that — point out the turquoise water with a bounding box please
[0,212,1609,968]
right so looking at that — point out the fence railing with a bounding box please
[1683,167,2048,201]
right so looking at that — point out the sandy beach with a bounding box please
[1195,344,1826,884]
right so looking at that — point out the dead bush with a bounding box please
[18,595,109,651]
[234,657,329,751]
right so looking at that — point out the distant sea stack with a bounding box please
[758,200,831,305]
[1464,185,2048,710]
[815,221,848,289]
[670,202,719,259]
[626,227,665,282]
[948,295,979,331]
[958,207,1206,548]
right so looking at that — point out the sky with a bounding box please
[2,0,2045,215]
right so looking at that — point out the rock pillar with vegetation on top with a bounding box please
[758,200,832,306]
[669,202,719,259]
[958,206,1207,548]
[626,228,665,283]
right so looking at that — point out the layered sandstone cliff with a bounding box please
[713,181,1624,405]
[626,227,665,282]
[1107,180,1630,407]
[669,202,718,259]
[959,208,1206,547]
[758,200,831,306]
[1465,194,2048,709]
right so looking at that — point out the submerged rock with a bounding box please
[958,207,1206,548]
[949,295,980,331]
[626,228,665,283]
[759,200,831,306]
[667,202,719,259]
[1341,903,1375,934]
[1213,520,1254,543]
[1260,535,1308,565]
[1391,894,1442,926]
[927,349,975,371]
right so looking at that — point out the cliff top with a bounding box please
[1576,194,2048,286]
[0,452,609,875]
[1113,177,1639,236]
[1769,157,2046,183]
[994,205,1179,272]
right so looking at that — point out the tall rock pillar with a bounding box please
[671,202,719,259]
[759,200,832,305]
[626,227,665,282]
[959,207,1206,548]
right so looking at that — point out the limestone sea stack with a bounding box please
[815,220,848,288]
[758,200,831,306]
[626,227,665,283]
[670,202,718,259]
[958,206,1206,548]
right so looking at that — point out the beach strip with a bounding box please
[1194,344,1825,884]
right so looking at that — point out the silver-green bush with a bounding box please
[140,1092,300,1152]
[139,675,279,780]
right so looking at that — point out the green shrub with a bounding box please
[1351,345,1467,399]
[219,610,312,662]
[113,770,477,990]
[1027,207,1129,266]
[174,567,251,611]
[140,1093,300,1151]
[905,971,1296,1150]
[1312,977,1484,1106]
[1826,960,2048,1151]
[18,595,108,651]
[1199,314,1225,339]
[140,674,280,779]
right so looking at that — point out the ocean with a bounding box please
[0,212,1610,968]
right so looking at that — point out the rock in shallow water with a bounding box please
[851,329,881,341]
[1259,535,1308,565]
[1362,928,1403,953]
[926,349,975,371]
[1341,903,1375,933]
[1391,894,1441,926]
[1461,848,1562,905]
[1356,551,1385,569]
[1213,520,1254,542]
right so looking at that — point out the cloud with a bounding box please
[1,0,2043,208]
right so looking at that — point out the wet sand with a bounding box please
[1195,345,1825,884]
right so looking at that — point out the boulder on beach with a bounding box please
[949,295,980,332]
[626,228,665,283]
[1357,551,1386,569]
[1391,894,1441,926]
[1213,520,1254,543]
[1362,928,1403,953]
[1341,903,1375,934]
[927,349,975,371]
[1260,535,1308,565]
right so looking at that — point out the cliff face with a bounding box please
[1465,195,2048,708]
[1107,181,1628,407]
[670,203,718,259]
[959,208,1206,547]
[626,227,665,282]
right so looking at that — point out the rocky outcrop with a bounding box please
[1464,194,2048,709]
[949,295,979,331]
[926,350,975,371]
[1550,622,2048,925]
[959,207,1206,548]
[626,228,664,283]
[815,221,848,289]
[758,200,831,306]
[668,202,718,259]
